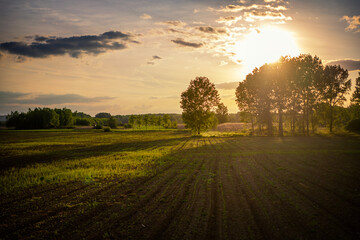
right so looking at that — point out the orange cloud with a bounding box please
[341,15,360,33]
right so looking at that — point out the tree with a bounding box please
[135,115,142,128]
[180,76,220,134]
[351,72,360,105]
[162,114,171,128]
[294,54,323,135]
[143,114,150,129]
[235,81,257,133]
[108,116,117,129]
[319,65,351,132]
[270,57,293,136]
[95,112,111,118]
[55,108,73,127]
[216,103,229,124]
[129,115,135,128]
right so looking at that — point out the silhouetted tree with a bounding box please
[236,81,257,133]
[319,65,351,132]
[351,72,360,105]
[181,76,220,134]
[295,54,323,135]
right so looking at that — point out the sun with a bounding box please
[230,26,300,73]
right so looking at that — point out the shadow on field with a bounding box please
[0,136,190,170]
[1,135,360,240]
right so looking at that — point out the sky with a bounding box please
[0,0,359,116]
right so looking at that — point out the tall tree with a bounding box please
[235,81,257,133]
[319,65,351,132]
[351,72,360,105]
[269,57,293,136]
[294,54,323,135]
[181,76,220,134]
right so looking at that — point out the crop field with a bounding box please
[0,130,360,239]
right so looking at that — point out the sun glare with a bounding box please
[230,26,300,73]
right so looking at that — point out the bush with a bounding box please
[93,124,103,129]
[345,119,360,132]
[124,123,132,129]
[103,127,111,132]
[75,118,92,126]
[108,116,117,129]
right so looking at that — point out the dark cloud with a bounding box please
[0,91,29,102]
[0,31,139,59]
[171,38,203,48]
[216,82,239,90]
[197,26,228,35]
[326,59,360,71]
[0,91,114,105]
[34,36,49,42]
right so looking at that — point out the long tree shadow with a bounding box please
[0,135,190,170]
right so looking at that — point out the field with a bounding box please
[1,130,360,239]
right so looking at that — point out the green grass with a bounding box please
[0,130,190,193]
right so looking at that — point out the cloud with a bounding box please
[149,95,178,100]
[171,38,203,48]
[140,13,152,20]
[216,82,239,90]
[0,91,114,105]
[219,4,287,12]
[341,15,360,33]
[244,11,292,22]
[216,16,243,26]
[15,56,26,63]
[196,26,229,35]
[147,55,162,65]
[158,21,187,27]
[325,59,360,71]
[0,31,139,59]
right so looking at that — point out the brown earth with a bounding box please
[1,136,360,239]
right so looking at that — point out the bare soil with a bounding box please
[1,135,360,240]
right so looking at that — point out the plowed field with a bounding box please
[1,130,359,239]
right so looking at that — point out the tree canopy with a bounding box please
[235,54,353,135]
[180,76,221,134]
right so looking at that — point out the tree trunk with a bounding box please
[250,114,254,134]
[279,107,283,137]
[306,99,309,136]
[267,112,273,137]
[329,105,333,133]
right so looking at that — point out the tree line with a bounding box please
[5,108,179,130]
[181,54,360,135]
[128,114,177,129]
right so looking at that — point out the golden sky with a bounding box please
[0,0,359,115]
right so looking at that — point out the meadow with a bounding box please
[1,129,360,239]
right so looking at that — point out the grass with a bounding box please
[1,129,359,239]
[0,130,190,192]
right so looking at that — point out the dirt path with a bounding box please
[1,136,360,239]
